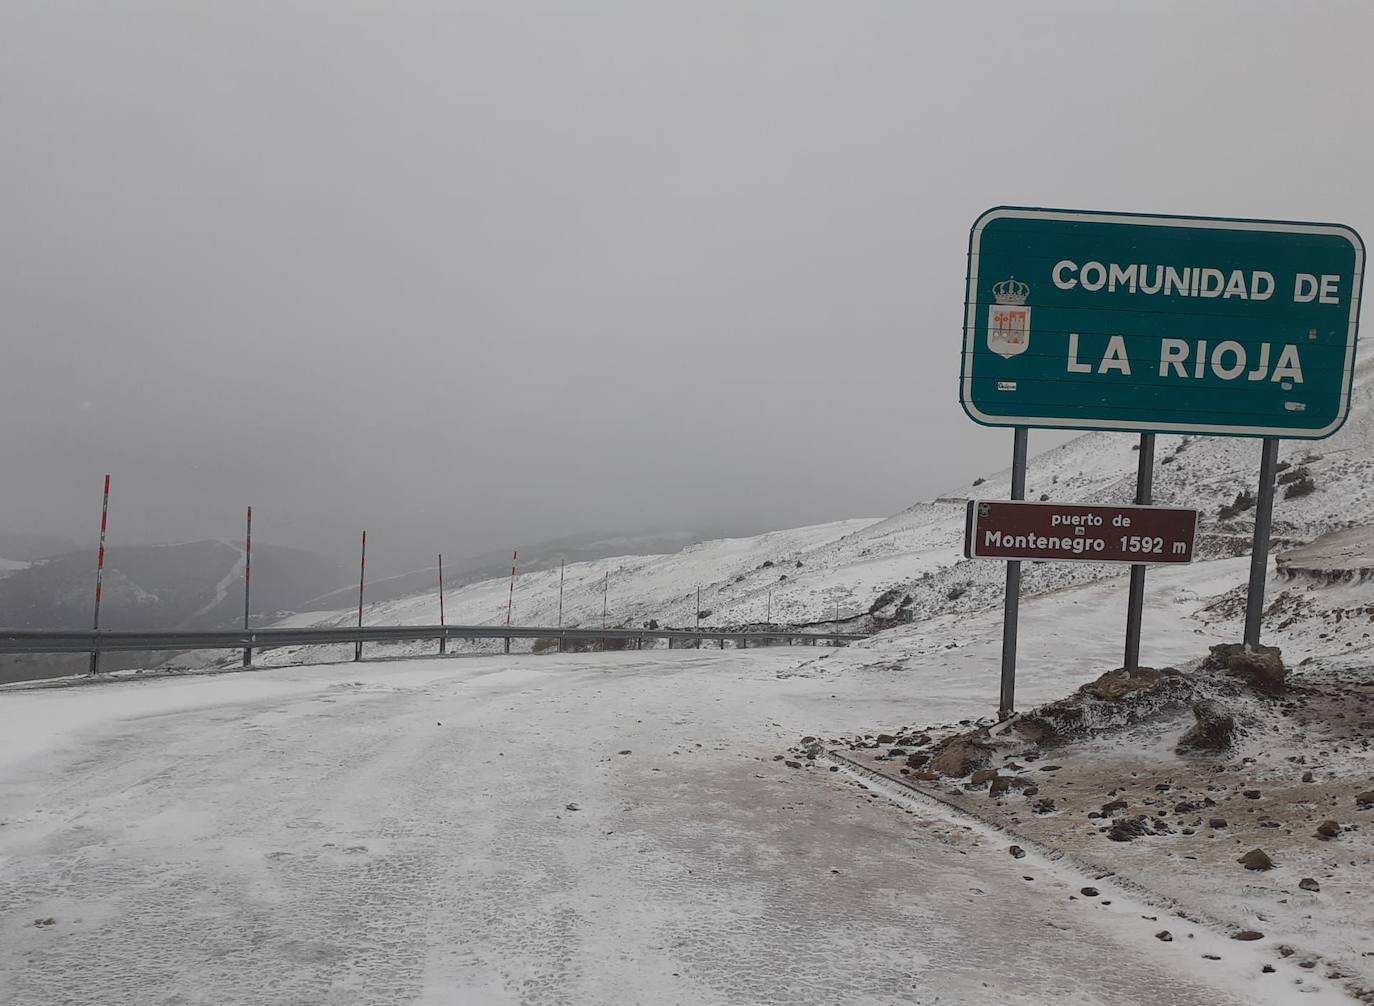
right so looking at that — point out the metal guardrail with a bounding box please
[0,624,864,656]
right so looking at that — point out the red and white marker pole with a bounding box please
[89,474,111,675]
[504,550,517,653]
[355,531,367,662]
[242,506,253,667]
[438,552,446,655]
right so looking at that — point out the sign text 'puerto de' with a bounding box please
[962,207,1364,438]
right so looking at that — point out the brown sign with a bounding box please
[965,500,1198,564]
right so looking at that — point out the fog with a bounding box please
[3,1,1370,574]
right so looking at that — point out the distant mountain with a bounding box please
[0,539,350,683]
[302,527,737,610]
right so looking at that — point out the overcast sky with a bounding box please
[3,0,1371,572]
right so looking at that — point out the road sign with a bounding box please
[961,207,1364,438]
[965,500,1198,564]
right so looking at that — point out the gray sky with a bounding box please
[3,0,1371,573]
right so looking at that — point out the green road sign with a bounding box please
[961,207,1364,438]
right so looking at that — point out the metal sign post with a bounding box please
[1123,434,1155,670]
[998,428,1028,719]
[1244,438,1281,648]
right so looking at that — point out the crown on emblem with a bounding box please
[992,277,1030,305]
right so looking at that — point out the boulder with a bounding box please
[1237,848,1275,871]
[928,735,994,778]
[1201,642,1286,694]
[1083,667,1166,702]
[1356,791,1374,810]
[1299,878,1320,892]
[1316,820,1341,840]
[1175,700,1237,753]
[1108,815,1152,842]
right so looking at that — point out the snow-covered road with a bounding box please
[0,653,1342,1004]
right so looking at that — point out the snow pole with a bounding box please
[504,550,517,654]
[355,531,366,662]
[998,427,1029,719]
[89,474,111,675]
[557,558,566,652]
[438,552,446,655]
[242,506,253,667]
[601,571,608,649]
[696,586,701,648]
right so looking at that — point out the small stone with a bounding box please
[1315,819,1341,840]
[1262,964,1275,973]
[1209,817,1227,829]
[1237,848,1274,871]
[1101,799,1128,815]
[1231,930,1264,941]
[1301,770,1314,783]
[971,768,1000,786]
[1080,886,1099,897]
[1243,789,1262,800]
[1355,790,1374,809]
[565,803,580,811]
[1032,798,1057,815]
[784,760,802,769]
[1299,878,1320,892]
[1156,930,1173,942]
[618,749,632,755]
[1008,845,1026,859]
[1202,953,1220,961]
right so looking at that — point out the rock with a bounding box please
[905,752,930,769]
[1301,770,1314,783]
[876,733,897,745]
[970,768,1000,786]
[1262,964,1275,973]
[1175,700,1237,753]
[1299,878,1320,892]
[783,760,802,769]
[1231,930,1264,941]
[1032,798,1057,815]
[1242,789,1261,800]
[1356,791,1374,809]
[1316,819,1341,840]
[1008,845,1026,859]
[1202,642,1286,694]
[565,803,581,811]
[1108,815,1151,842]
[911,770,939,781]
[1083,667,1167,702]
[1021,785,1039,797]
[1237,848,1275,871]
[888,748,906,758]
[618,749,632,755]
[1209,817,1227,829]
[989,776,1013,798]
[1101,799,1129,815]
[929,735,994,778]
[1156,930,1173,942]
[1080,886,1099,897]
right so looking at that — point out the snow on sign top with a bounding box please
[961,206,1365,439]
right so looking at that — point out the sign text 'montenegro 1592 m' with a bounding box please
[965,500,1199,565]
[961,207,1364,438]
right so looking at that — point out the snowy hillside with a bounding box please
[236,355,1374,669]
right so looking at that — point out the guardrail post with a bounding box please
[558,632,565,653]
[504,636,510,655]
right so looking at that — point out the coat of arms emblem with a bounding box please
[987,277,1031,359]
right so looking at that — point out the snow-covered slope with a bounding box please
[243,355,1374,669]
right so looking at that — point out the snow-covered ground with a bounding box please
[0,648,1352,1005]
